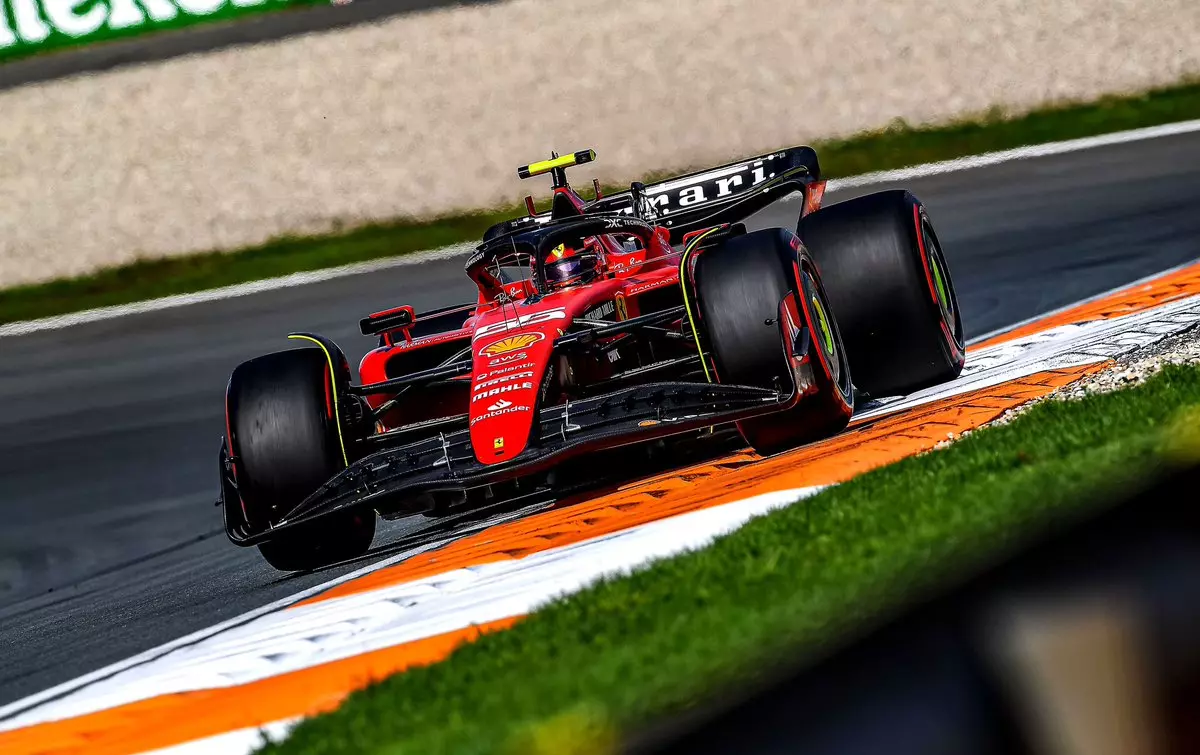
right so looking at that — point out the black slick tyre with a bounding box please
[692,228,854,456]
[798,190,965,398]
[225,348,375,571]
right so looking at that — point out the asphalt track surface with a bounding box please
[1,131,1199,708]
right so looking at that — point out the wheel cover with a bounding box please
[930,249,954,325]
[808,288,841,385]
[921,217,964,349]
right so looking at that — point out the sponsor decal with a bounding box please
[600,216,653,232]
[581,300,616,322]
[473,381,535,403]
[474,370,534,390]
[0,0,289,56]
[493,437,505,450]
[487,360,534,376]
[473,308,567,340]
[487,398,513,412]
[479,332,544,357]
[615,293,628,321]
[392,330,467,350]
[625,158,776,217]
[803,180,826,216]
[638,419,660,427]
[487,351,529,367]
[609,256,643,272]
[471,403,530,426]
[625,279,673,296]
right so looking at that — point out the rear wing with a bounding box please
[478,146,821,247]
[591,146,821,241]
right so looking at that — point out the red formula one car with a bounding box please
[218,148,964,571]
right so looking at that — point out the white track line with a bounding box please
[967,254,1200,345]
[826,117,1200,190]
[0,503,538,723]
[142,719,298,755]
[1,487,825,732]
[2,118,1199,340]
[0,242,476,339]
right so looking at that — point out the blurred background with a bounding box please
[1,0,1198,287]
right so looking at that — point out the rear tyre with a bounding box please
[798,190,964,398]
[693,228,854,456]
[226,348,375,571]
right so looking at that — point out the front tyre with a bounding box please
[693,228,854,456]
[798,190,965,398]
[257,510,376,573]
[226,348,375,571]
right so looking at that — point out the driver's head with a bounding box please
[543,242,599,291]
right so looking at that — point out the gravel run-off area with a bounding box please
[1,0,1199,287]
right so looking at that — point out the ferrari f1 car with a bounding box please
[218,147,965,571]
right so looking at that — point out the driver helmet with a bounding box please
[543,242,599,291]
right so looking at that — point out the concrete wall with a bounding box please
[1,0,1198,287]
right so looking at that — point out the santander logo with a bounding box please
[487,398,513,412]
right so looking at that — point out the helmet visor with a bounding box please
[544,253,598,289]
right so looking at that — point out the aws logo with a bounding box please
[478,332,544,357]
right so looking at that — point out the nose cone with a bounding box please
[468,329,554,464]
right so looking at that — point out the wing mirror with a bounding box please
[359,305,415,337]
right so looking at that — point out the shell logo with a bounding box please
[479,332,544,357]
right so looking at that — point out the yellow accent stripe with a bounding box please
[678,228,721,383]
[521,149,595,178]
[287,335,349,467]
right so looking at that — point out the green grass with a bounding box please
[0,212,512,325]
[5,80,1200,327]
[264,363,1200,755]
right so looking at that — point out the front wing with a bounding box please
[220,380,795,545]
